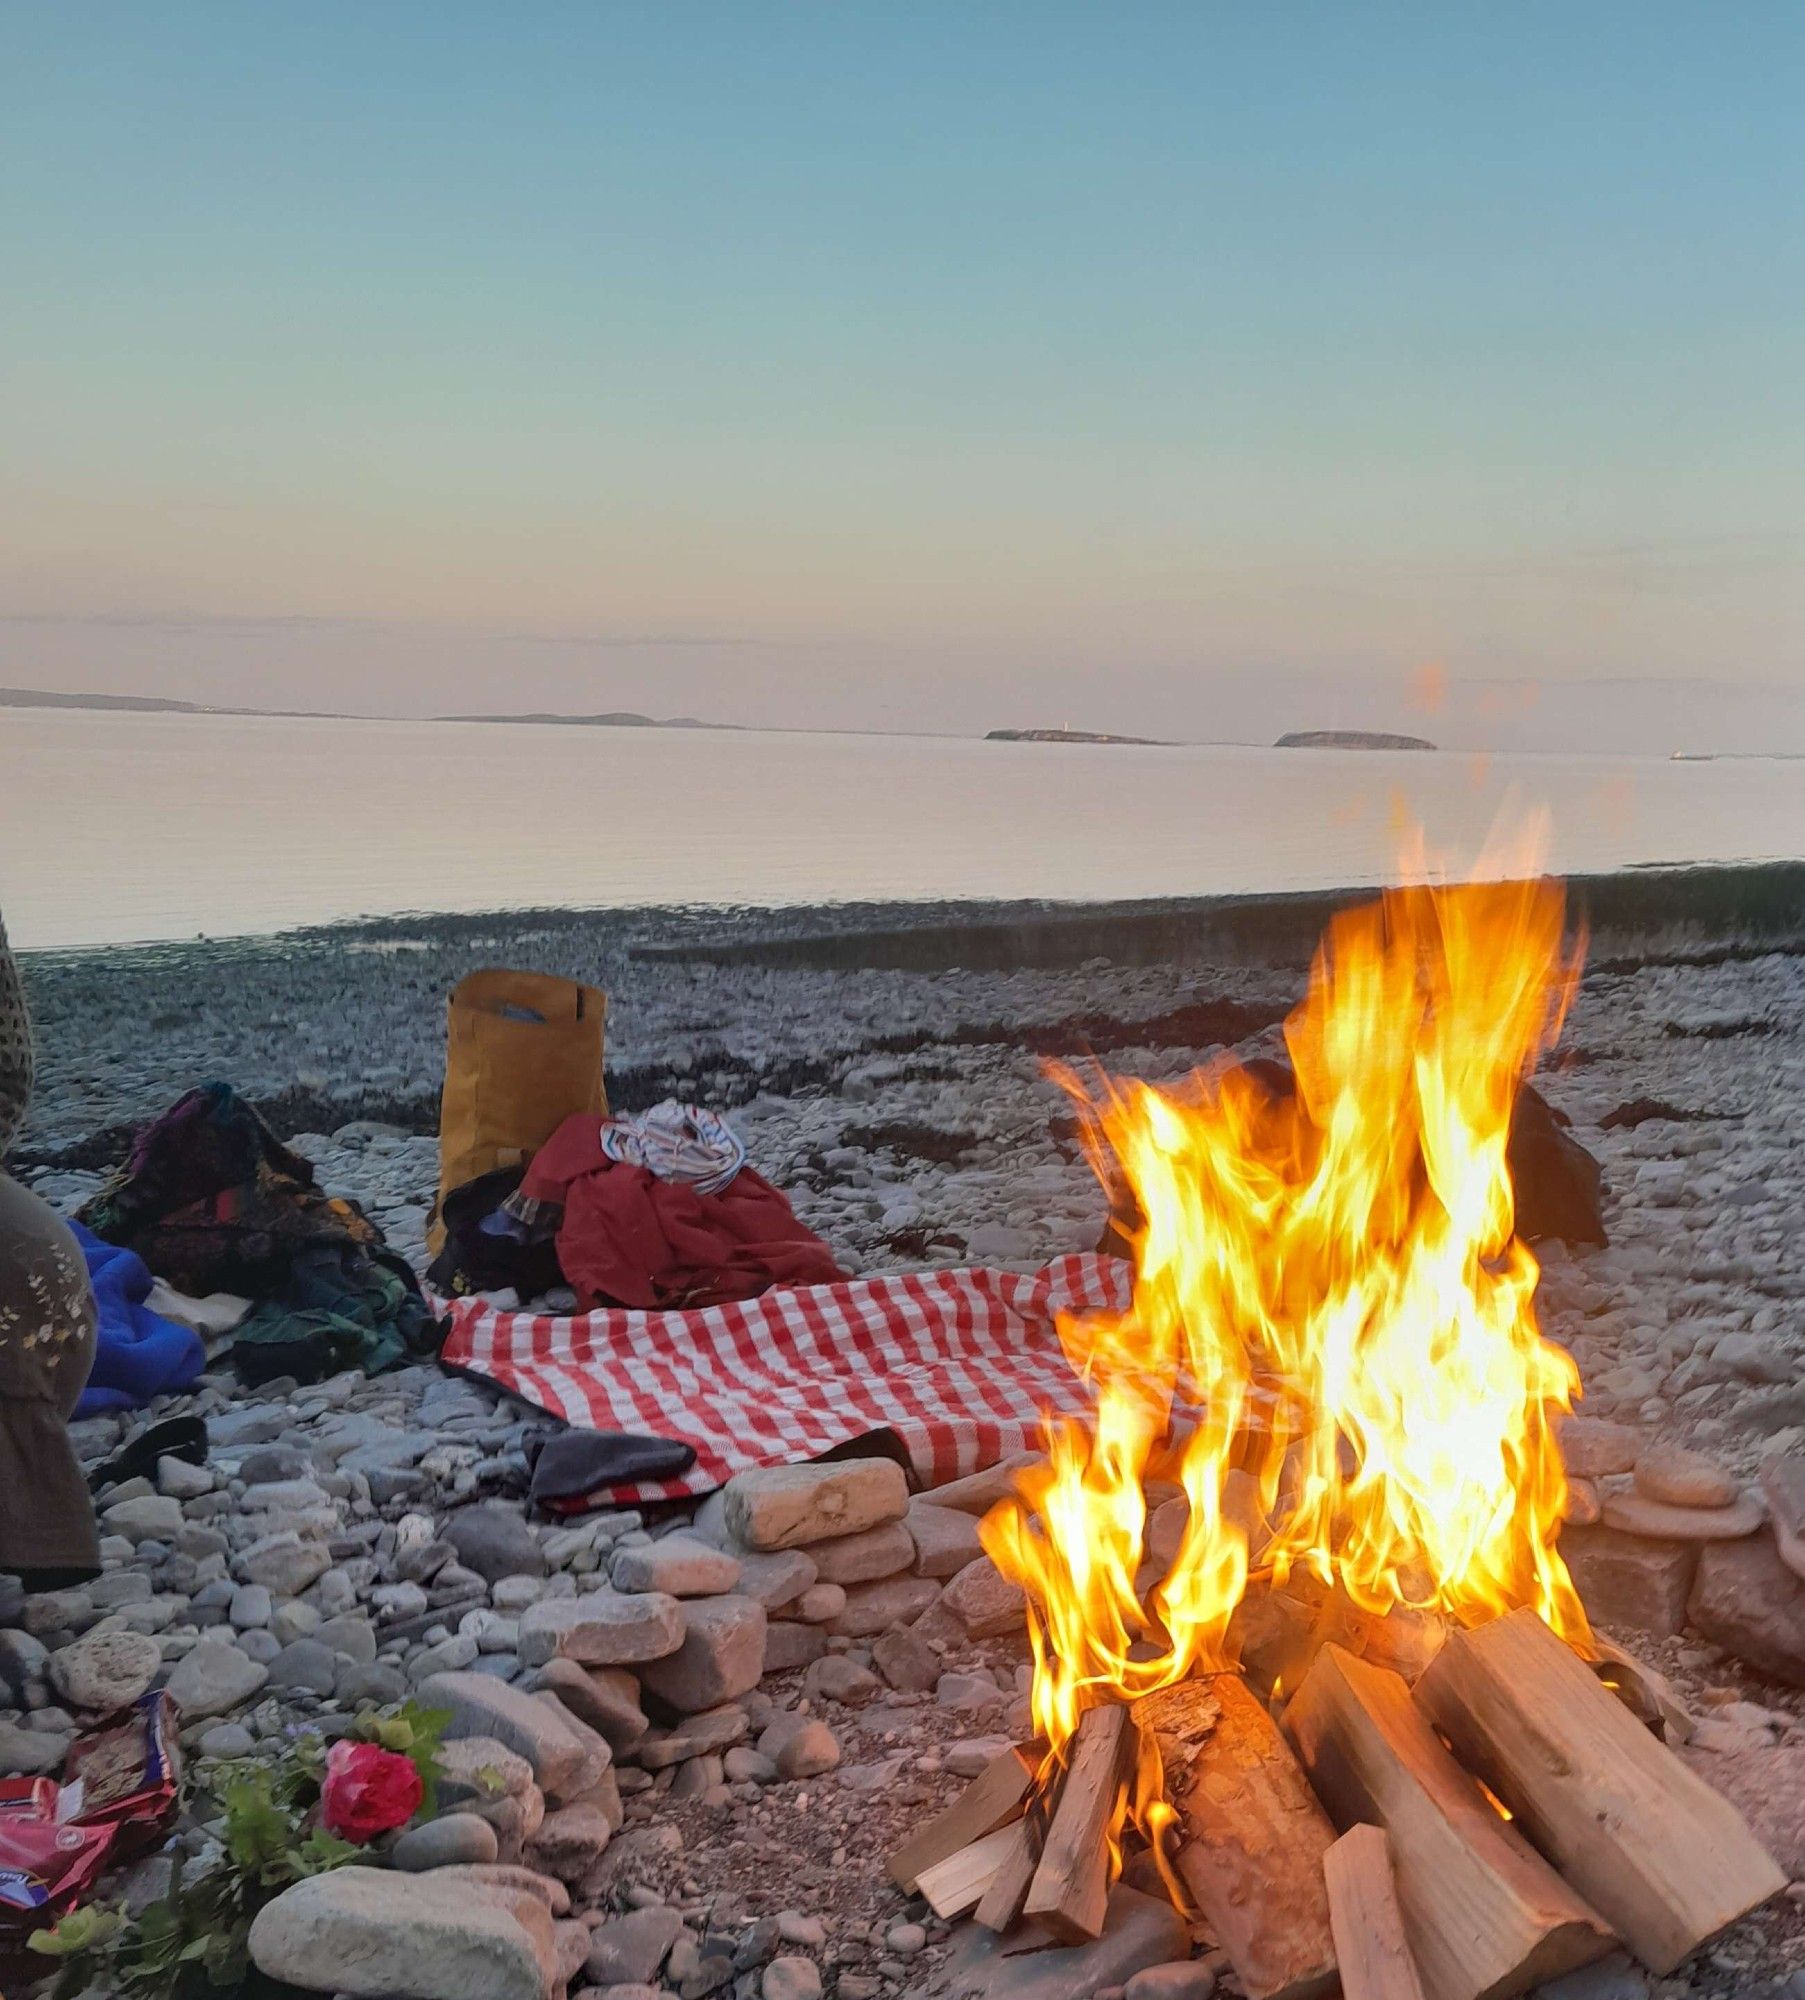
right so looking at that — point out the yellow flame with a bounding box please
[982,827,1592,1796]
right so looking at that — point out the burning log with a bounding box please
[974,1814,1042,1931]
[1323,1825,1428,2000]
[1138,1675,1339,2000]
[887,1744,1035,1893]
[1020,1703,1136,1943]
[1415,1608,1787,1975]
[1285,1644,1614,2000]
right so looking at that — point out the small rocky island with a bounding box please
[986,727,1171,745]
[1275,729,1436,750]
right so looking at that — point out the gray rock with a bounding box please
[938,1671,1007,1715]
[758,1714,841,1780]
[1600,1490,1763,1542]
[0,1629,49,1700]
[793,1583,845,1623]
[940,1557,1025,1638]
[764,1957,824,2000]
[1761,1450,1805,1582]
[47,1626,161,1713]
[266,1639,341,1697]
[165,1639,269,1719]
[827,1574,940,1637]
[941,1886,1188,2000]
[156,1455,214,1499]
[1560,1525,1699,1637]
[872,1626,942,1693]
[101,1494,185,1543]
[1556,1417,1642,1478]
[238,1628,282,1666]
[236,1533,332,1596]
[802,1656,880,1707]
[229,1584,274,1630]
[637,1594,766,1713]
[536,1658,648,1751]
[444,1505,547,1584]
[239,1445,312,1484]
[517,1590,686,1669]
[1689,1533,1805,1688]
[422,1671,604,1795]
[316,1614,378,1664]
[270,1600,321,1647]
[763,1622,828,1673]
[1532,1950,1651,2000]
[1124,1964,1217,2000]
[722,1459,909,1552]
[526,1801,614,1880]
[732,1547,819,1611]
[198,1722,257,1759]
[1632,1445,1738,1511]
[610,1535,741,1598]
[906,1499,986,1579]
[392,1812,502,1872]
[248,1865,554,2000]
[0,1720,69,1775]
[586,1904,684,1985]
[802,1520,915,1586]
[725,1745,777,1782]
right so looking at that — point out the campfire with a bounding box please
[889,847,1785,2000]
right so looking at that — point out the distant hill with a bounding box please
[434,710,723,728]
[2,686,217,714]
[987,726,1171,746]
[1275,729,1436,751]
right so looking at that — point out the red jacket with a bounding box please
[520,1115,845,1311]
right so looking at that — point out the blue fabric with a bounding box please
[68,1220,206,1417]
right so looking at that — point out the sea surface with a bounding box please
[4,708,1804,950]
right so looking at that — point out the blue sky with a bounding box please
[2,5,1801,747]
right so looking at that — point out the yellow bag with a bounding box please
[430,969,607,1251]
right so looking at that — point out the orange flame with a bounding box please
[982,830,1591,1791]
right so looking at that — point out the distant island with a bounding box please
[434,710,723,729]
[1275,729,1437,751]
[986,727,1171,746]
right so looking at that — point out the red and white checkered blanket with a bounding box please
[439,1252,1133,1503]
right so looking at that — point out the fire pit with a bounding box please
[894,859,1786,1999]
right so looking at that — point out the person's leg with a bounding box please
[0,1172,101,1585]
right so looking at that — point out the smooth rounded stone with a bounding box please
[763,1622,828,1673]
[432,1861,571,1916]
[236,1533,333,1596]
[421,1672,599,1796]
[239,1445,311,1484]
[724,1746,777,1784]
[946,1735,1014,1778]
[726,1547,818,1612]
[871,1627,942,1694]
[801,1521,915,1588]
[166,1639,270,1720]
[47,1627,161,1713]
[101,1494,185,1543]
[527,1802,615,1879]
[198,1722,257,1759]
[316,1614,378,1665]
[444,1504,548,1585]
[802,1656,879,1708]
[341,1662,410,1707]
[0,1629,48,1700]
[793,1583,845,1625]
[1634,1444,1739,1510]
[757,1714,841,1780]
[537,1658,649,1752]
[0,1721,70,1776]
[668,1752,725,1800]
[518,1591,686,1670]
[905,1498,985,1579]
[1125,1963,1218,2000]
[492,1574,549,1613]
[392,1812,502,1872]
[248,1865,555,2000]
[1557,1417,1643,1479]
[638,1595,766,1713]
[1601,1490,1764,1542]
[439,1735,538,1808]
[886,1922,927,1956]
[229,1584,274,1631]
[763,1957,824,2000]
[237,1628,283,1666]
[721,1460,909,1553]
[156,1455,214,1499]
[1689,1535,1805,1689]
[610,1536,741,1599]
[776,1913,827,1948]
[937,1671,1006,1715]
[1710,1332,1794,1384]
[940,1556,1026,1638]
[270,1599,322,1647]
[827,1575,940,1638]
[266,1639,342,1697]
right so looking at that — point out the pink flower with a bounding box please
[319,1740,423,1843]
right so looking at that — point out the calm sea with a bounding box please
[4,708,1803,951]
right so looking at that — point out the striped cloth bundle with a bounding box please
[439,1252,1135,1503]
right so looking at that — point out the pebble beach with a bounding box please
[8,882,1805,1997]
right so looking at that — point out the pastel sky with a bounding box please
[3,4,1801,749]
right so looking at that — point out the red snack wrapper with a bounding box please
[0,1782,113,1929]
[63,1691,182,1858]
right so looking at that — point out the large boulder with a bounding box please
[1688,1534,1805,1688]
[421,1671,610,1797]
[637,1595,766,1712]
[248,1865,554,2000]
[517,1592,685,1670]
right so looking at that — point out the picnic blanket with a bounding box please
[440,1252,1135,1503]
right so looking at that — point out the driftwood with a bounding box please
[1416,1608,1786,1975]
[887,1743,1034,1892]
[1021,1703,1135,1943]
[1323,1824,1429,2000]
[1285,1644,1614,2000]
[1139,1674,1339,2000]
